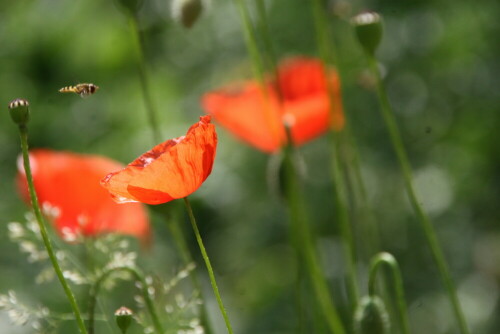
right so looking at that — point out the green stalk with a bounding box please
[163,208,214,334]
[129,14,161,144]
[232,0,266,84]
[18,125,88,334]
[368,253,410,334]
[309,0,359,305]
[87,266,164,334]
[183,197,234,334]
[282,142,346,334]
[129,10,215,333]
[367,56,470,334]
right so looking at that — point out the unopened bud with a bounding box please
[9,98,30,126]
[115,306,133,333]
[172,0,203,29]
[352,12,383,56]
[354,295,390,334]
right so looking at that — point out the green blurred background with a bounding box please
[0,0,499,333]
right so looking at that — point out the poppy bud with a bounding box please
[353,295,390,334]
[115,0,144,15]
[114,306,133,333]
[172,0,203,28]
[9,98,30,126]
[351,12,383,56]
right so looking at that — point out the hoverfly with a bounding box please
[59,83,99,98]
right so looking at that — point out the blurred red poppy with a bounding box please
[101,115,217,205]
[17,150,150,242]
[202,57,344,153]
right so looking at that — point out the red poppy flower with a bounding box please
[101,115,217,205]
[17,150,150,242]
[201,57,344,153]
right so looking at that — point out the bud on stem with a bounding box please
[115,306,134,334]
[354,295,390,334]
[8,98,30,126]
[351,12,383,57]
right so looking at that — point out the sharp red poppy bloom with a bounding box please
[17,150,150,242]
[201,57,344,153]
[101,115,217,205]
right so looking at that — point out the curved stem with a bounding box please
[183,197,234,334]
[367,56,470,334]
[18,125,88,334]
[87,266,164,334]
[129,14,162,144]
[368,252,410,334]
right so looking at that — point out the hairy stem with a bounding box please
[164,207,214,334]
[282,140,346,334]
[18,125,88,334]
[183,197,234,334]
[368,253,411,334]
[368,56,470,334]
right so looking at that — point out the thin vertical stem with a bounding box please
[368,253,411,334]
[183,197,234,334]
[129,11,215,334]
[310,0,382,260]
[87,266,164,334]
[164,209,214,334]
[367,56,470,334]
[232,0,266,84]
[309,0,359,305]
[18,125,88,334]
[254,0,282,101]
[129,14,162,144]
[282,142,346,334]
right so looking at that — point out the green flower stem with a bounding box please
[282,141,346,334]
[368,253,410,334]
[341,129,381,258]
[129,14,161,144]
[129,10,215,333]
[309,0,360,306]
[254,0,282,101]
[17,125,88,334]
[329,133,360,304]
[310,4,382,262]
[367,56,470,334]
[163,209,214,334]
[232,0,266,85]
[87,266,164,334]
[183,197,234,334]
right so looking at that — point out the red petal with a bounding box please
[101,116,217,205]
[277,57,329,101]
[201,57,344,152]
[17,150,150,242]
[202,82,285,153]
